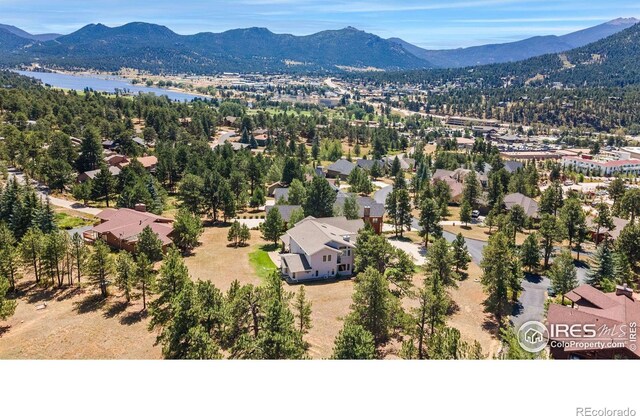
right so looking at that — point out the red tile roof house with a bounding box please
[547,284,640,359]
[83,208,174,253]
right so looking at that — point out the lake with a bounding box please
[14,70,208,102]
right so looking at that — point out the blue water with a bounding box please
[14,70,208,102]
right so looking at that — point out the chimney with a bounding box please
[616,284,634,299]
[363,206,371,218]
[134,203,147,212]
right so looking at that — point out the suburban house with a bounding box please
[334,194,385,234]
[280,216,364,282]
[326,159,356,179]
[503,160,524,173]
[265,205,302,227]
[503,192,539,219]
[356,158,384,172]
[77,165,121,183]
[585,216,630,244]
[273,187,290,203]
[120,155,158,172]
[83,207,174,253]
[547,284,640,359]
[431,169,464,204]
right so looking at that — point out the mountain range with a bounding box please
[0,18,637,74]
[389,17,639,68]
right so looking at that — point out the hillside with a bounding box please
[371,22,640,89]
[390,18,639,68]
[0,22,430,73]
[0,23,60,41]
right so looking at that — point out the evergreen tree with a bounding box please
[548,249,579,304]
[88,240,114,298]
[304,177,336,218]
[559,197,587,252]
[520,233,540,272]
[287,179,307,205]
[20,227,44,283]
[587,241,614,289]
[173,209,203,253]
[135,254,155,310]
[459,199,472,226]
[115,252,136,303]
[539,214,560,269]
[149,247,190,333]
[92,165,116,207]
[480,232,513,328]
[293,286,313,336]
[262,208,284,246]
[227,221,242,248]
[76,133,103,173]
[347,267,402,347]
[0,273,16,320]
[137,226,164,262]
[239,224,251,246]
[331,323,376,360]
[0,224,20,292]
[343,195,360,220]
[418,197,442,248]
[451,233,471,276]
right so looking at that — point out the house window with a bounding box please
[347,249,351,256]
[292,273,296,279]
[328,255,332,262]
[315,270,319,277]
[347,264,350,271]
[322,255,326,262]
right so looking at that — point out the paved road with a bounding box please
[7,168,103,216]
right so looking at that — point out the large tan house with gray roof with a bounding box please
[280,216,364,282]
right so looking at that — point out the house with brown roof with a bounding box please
[585,216,630,244]
[547,284,640,359]
[504,192,539,219]
[334,194,385,234]
[279,216,364,282]
[83,208,174,253]
[77,166,121,183]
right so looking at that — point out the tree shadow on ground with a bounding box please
[0,325,10,338]
[574,259,590,269]
[56,286,84,302]
[73,294,106,314]
[524,273,542,284]
[511,301,524,317]
[447,300,461,315]
[103,300,129,319]
[120,309,148,326]
[482,318,499,336]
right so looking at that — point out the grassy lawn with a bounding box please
[54,212,93,230]
[248,244,278,280]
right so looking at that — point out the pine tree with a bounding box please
[0,274,16,320]
[262,207,284,246]
[481,232,513,328]
[418,197,441,248]
[227,221,242,247]
[593,202,615,247]
[293,286,312,336]
[347,267,402,346]
[304,176,336,218]
[287,179,307,205]
[539,214,560,269]
[548,249,579,304]
[115,252,136,303]
[20,227,44,283]
[137,226,164,262]
[135,254,155,310]
[172,209,203,253]
[92,165,116,207]
[451,233,471,276]
[459,199,472,226]
[343,194,360,220]
[239,224,251,246]
[520,233,540,273]
[331,323,376,359]
[88,240,114,298]
[587,241,614,288]
[0,225,20,292]
[149,247,190,333]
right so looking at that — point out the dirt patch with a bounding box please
[0,283,161,359]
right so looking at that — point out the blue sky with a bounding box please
[1,0,639,48]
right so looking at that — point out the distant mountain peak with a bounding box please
[607,17,639,25]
